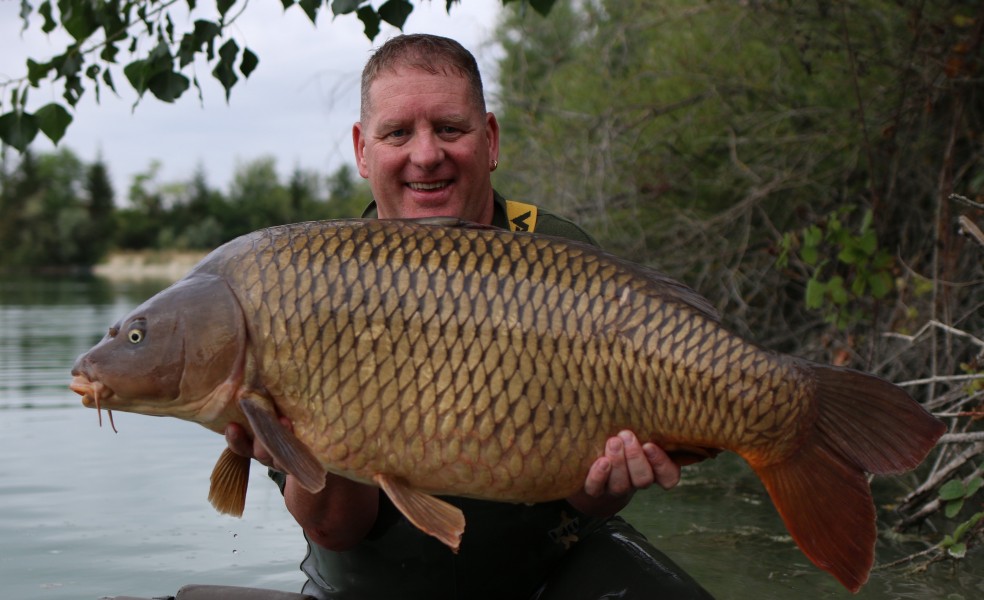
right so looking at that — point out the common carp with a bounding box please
[70,218,944,592]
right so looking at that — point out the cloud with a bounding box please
[0,1,503,199]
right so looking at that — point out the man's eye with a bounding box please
[387,129,407,139]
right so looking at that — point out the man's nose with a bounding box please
[410,132,445,169]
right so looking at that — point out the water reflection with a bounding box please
[1,274,306,599]
[0,275,171,408]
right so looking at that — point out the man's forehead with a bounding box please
[370,62,468,89]
[367,69,474,110]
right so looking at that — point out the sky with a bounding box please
[0,0,505,200]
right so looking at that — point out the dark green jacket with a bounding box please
[360,190,597,246]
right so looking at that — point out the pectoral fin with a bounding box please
[239,395,325,494]
[208,448,251,517]
[374,473,465,552]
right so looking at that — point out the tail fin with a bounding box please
[751,364,945,592]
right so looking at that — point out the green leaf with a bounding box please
[217,0,236,17]
[100,42,119,63]
[379,0,413,28]
[281,0,296,9]
[868,271,893,299]
[52,51,81,80]
[102,69,117,94]
[529,0,556,15]
[940,479,967,501]
[19,0,32,29]
[178,20,222,66]
[61,0,99,41]
[34,102,72,144]
[952,513,981,540]
[331,0,360,14]
[26,59,54,86]
[947,542,967,558]
[850,274,867,296]
[240,48,259,78]
[859,229,877,256]
[944,498,964,518]
[966,477,983,497]
[212,39,240,101]
[0,110,40,152]
[299,0,322,22]
[860,208,874,232]
[805,278,825,310]
[828,276,848,305]
[800,244,818,266]
[148,71,190,102]
[38,1,57,33]
[357,6,380,39]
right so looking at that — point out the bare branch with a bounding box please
[939,432,984,444]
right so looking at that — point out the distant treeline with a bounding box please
[0,149,372,269]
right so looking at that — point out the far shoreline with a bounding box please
[92,250,208,282]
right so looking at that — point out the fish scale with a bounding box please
[71,218,945,592]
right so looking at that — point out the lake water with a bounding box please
[1,274,980,599]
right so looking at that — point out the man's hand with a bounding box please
[567,430,680,517]
[225,420,287,468]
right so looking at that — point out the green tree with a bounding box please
[179,166,227,249]
[494,0,983,367]
[76,155,117,264]
[324,163,373,218]
[0,147,111,267]
[0,150,42,265]
[115,161,167,250]
[225,156,293,236]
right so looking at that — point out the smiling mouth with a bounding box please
[408,181,450,191]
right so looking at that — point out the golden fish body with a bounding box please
[71,218,945,592]
[224,220,806,498]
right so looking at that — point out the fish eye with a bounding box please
[128,328,145,344]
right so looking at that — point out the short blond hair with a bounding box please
[360,34,486,122]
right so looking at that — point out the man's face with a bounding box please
[353,65,499,224]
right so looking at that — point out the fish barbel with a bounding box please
[70,218,945,592]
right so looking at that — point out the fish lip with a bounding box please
[69,373,115,407]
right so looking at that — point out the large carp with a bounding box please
[70,218,944,592]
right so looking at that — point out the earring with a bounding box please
[491,159,499,171]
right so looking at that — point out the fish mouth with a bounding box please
[70,374,119,433]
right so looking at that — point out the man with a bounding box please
[226,34,714,600]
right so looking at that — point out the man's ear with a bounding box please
[353,122,370,179]
[486,112,500,164]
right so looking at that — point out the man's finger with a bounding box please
[225,422,253,458]
[604,435,631,496]
[583,457,612,498]
[619,430,655,490]
[643,443,681,490]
